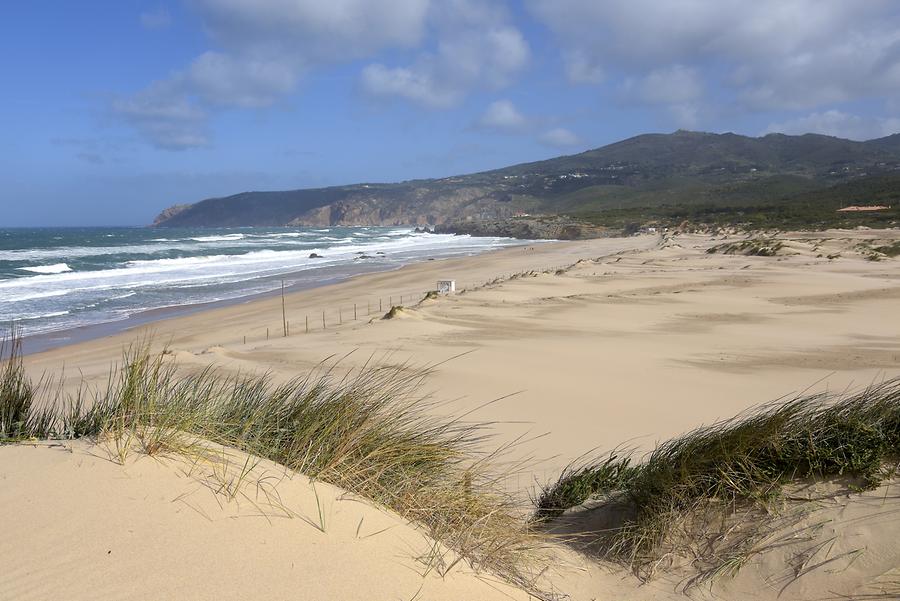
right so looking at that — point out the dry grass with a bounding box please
[535,381,900,580]
[0,336,552,597]
[706,238,784,256]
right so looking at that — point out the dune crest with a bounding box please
[0,441,529,601]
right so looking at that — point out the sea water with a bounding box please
[0,226,520,339]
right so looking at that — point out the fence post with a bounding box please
[322,311,326,329]
[305,315,309,334]
[281,280,288,337]
[354,303,357,320]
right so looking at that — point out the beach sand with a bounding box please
[0,440,530,601]
[8,229,900,600]
[24,230,900,472]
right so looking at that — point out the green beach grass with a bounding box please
[0,334,550,596]
[4,329,899,594]
[535,381,900,578]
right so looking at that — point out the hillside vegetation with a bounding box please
[154,130,900,230]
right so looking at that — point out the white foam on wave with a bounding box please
[1,231,507,301]
[190,234,246,242]
[18,310,70,321]
[0,243,197,261]
[1,289,72,303]
[3,227,523,333]
[17,263,73,274]
[248,232,308,239]
[0,228,387,262]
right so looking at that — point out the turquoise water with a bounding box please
[0,226,518,338]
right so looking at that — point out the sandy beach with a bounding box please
[24,230,900,467]
[8,229,900,600]
[9,4,900,596]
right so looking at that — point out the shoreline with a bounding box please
[22,236,633,371]
[21,229,900,475]
[13,228,900,601]
[18,241,530,356]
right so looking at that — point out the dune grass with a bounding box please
[535,381,900,576]
[706,238,784,256]
[0,336,549,595]
[874,240,900,257]
[0,332,33,439]
[8,331,899,593]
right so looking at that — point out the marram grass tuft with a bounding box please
[535,381,900,576]
[0,336,551,597]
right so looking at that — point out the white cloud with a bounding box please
[361,27,529,108]
[621,65,702,105]
[620,65,703,127]
[185,52,299,108]
[564,50,604,84]
[140,8,172,30]
[475,100,584,147]
[112,82,210,150]
[475,100,528,132]
[528,0,900,112]
[539,127,581,147]
[119,0,529,147]
[360,3,529,108]
[111,51,300,149]
[118,0,433,148]
[765,110,900,141]
[192,0,429,61]
[361,63,452,108]
[667,104,700,129]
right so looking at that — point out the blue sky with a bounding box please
[3,1,900,226]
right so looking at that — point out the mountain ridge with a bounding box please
[153,130,900,228]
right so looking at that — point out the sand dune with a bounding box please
[0,440,529,601]
[10,229,900,600]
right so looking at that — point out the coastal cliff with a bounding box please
[152,130,900,230]
[152,204,191,226]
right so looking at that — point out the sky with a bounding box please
[3,1,900,226]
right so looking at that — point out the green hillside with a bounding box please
[154,130,900,229]
[571,174,900,230]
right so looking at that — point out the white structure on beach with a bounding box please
[437,280,456,294]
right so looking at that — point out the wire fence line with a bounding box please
[238,260,586,346]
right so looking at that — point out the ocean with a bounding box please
[0,226,521,341]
